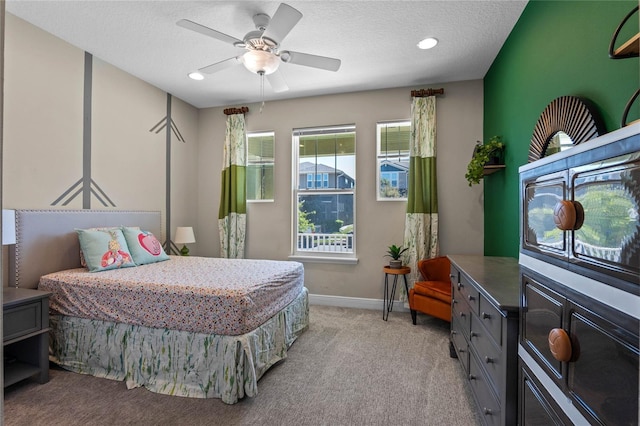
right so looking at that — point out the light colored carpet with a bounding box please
[4,305,481,426]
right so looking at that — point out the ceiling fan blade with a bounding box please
[281,51,341,72]
[262,3,303,45]
[198,56,242,74]
[177,19,243,46]
[266,71,289,93]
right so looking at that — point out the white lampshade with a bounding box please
[2,209,16,245]
[241,50,280,75]
[174,227,196,245]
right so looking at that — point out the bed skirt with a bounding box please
[49,287,309,404]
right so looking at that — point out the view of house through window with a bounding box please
[293,125,355,255]
[247,131,274,201]
[377,121,410,200]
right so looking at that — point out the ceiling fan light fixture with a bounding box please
[188,72,204,80]
[241,50,280,75]
[417,37,438,50]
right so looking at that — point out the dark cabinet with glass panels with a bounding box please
[520,269,639,425]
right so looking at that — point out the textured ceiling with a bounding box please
[6,1,528,109]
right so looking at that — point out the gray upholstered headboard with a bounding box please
[12,210,162,289]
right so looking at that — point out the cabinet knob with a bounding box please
[481,312,491,320]
[451,330,457,336]
[483,407,493,416]
[548,328,573,362]
[470,331,477,338]
[452,298,458,304]
[485,356,493,364]
[457,283,462,290]
[460,312,465,318]
[553,200,584,231]
[468,295,475,301]
[468,374,476,380]
[458,347,465,353]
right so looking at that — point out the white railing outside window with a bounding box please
[297,232,353,252]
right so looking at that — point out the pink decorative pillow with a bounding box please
[121,227,170,265]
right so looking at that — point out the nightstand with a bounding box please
[3,287,51,387]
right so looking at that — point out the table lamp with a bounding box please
[174,226,195,256]
[3,209,16,245]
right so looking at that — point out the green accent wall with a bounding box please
[483,0,639,257]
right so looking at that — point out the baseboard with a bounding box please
[308,293,409,312]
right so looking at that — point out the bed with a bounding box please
[11,209,309,404]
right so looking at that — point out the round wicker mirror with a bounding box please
[528,96,604,162]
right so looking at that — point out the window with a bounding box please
[306,173,329,189]
[293,125,356,259]
[377,121,410,200]
[247,131,274,201]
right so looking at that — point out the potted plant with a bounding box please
[465,136,505,186]
[385,244,408,268]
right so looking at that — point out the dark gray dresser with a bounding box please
[448,255,520,426]
[3,287,51,387]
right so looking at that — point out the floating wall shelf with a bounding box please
[483,165,506,176]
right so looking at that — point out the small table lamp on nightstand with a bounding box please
[3,209,16,246]
[3,210,16,288]
[174,226,195,256]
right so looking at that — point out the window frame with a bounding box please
[376,120,411,201]
[291,124,357,264]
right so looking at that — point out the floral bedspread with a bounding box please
[49,287,309,404]
[39,256,304,335]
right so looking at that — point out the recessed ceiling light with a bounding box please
[188,72,204,81]
[417,38,438,50]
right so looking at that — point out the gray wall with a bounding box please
[197,81,485,301]
[3,13,199,248]
[4,13,485,301]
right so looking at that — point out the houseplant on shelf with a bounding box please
[385,244,408,268]
[465,136,505,186]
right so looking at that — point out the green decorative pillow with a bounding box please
[121,227,169,265]
[77,228,136,272]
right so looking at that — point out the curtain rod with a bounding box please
[411,88,444,97]
[224,106,249,115]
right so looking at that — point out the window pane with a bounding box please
[297,193,354,253]
[378,123,410,156]
[247,164,273,200]
[377,122,410,200]
[247,132,274,201]
[298,131,355,191]
[248,135,274,161]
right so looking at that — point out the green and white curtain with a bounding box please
[402,96,439,298]
[218,113,247,258]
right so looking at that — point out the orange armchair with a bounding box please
[409,256,452,324]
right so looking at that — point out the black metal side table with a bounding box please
[383,265,411,321]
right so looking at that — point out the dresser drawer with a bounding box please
[470,315,503,396]
[4,301,43,342]
[452,292,471,337]
[478,295,503,346]
[449,265,459,285]
[451,316,469,373]
[469,352,501,426]
[458,274,480,315]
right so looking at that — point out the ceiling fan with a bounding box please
[177,3,341,93]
